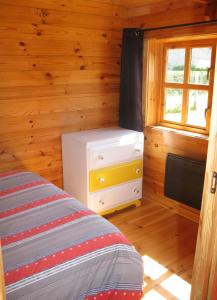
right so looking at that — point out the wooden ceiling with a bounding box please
[115,0,216,19]
[116,0,215,8]
[116,0,164,8]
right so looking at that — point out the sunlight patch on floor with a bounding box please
[161,274,191,300]
[142,255,192,300]
[142,255,168,280]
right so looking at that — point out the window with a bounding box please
[159,40,215,134]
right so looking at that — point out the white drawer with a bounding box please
[88,139,144,170]
[89,179,142,213]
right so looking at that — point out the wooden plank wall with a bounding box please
[0,0,214,193]
[126,0,214,221]
[143,127,208,222]
[0,0,128,187]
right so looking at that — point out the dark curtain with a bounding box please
[119,28,144,132]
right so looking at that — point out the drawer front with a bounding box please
[89,179,142,213]
[89,159,142,192]
[88,138,143,170]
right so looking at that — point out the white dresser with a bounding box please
[62,127,144,214]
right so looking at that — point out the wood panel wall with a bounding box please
[0,0,214,192]
[0,0,128,187]
[143,127,208,222]
[126,0,215,220]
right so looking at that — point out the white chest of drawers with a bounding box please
[62,127,144,214]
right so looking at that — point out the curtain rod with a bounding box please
[141,19,217,32]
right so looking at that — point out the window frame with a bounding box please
[158,39,216,134]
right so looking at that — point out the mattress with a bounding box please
[0,170,143,300]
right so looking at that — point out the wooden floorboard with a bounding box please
[107,200,199,300]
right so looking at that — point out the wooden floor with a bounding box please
[107,200,199,300]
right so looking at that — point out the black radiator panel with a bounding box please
[164,153,206,210]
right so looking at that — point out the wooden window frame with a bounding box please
[158,39,216,135]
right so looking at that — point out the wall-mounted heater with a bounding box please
[164,153,206,210]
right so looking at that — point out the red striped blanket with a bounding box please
[0,170,143,300]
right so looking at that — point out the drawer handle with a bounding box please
[98,155,104,160]
[136,168,141,175]
[135,148,141,153]
[99,177,105,183]
[133,188,140,194]
[99,199,105,205]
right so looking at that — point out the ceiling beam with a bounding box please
[193,0,215,3]
[205,0,217,20]
[193,0,217,20]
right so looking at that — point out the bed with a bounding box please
[0,170,143,300]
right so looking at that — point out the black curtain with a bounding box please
[119,28,144,132]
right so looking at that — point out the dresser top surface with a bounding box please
[62,127,143,144]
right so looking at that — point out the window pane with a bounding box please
[164,88,183,122]
[187,90,208,127]
[165,48,185,83]
[189,47,212,85]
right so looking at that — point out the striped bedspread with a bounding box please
[0,170,143,300]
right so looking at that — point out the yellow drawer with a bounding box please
[89,159,142,192]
